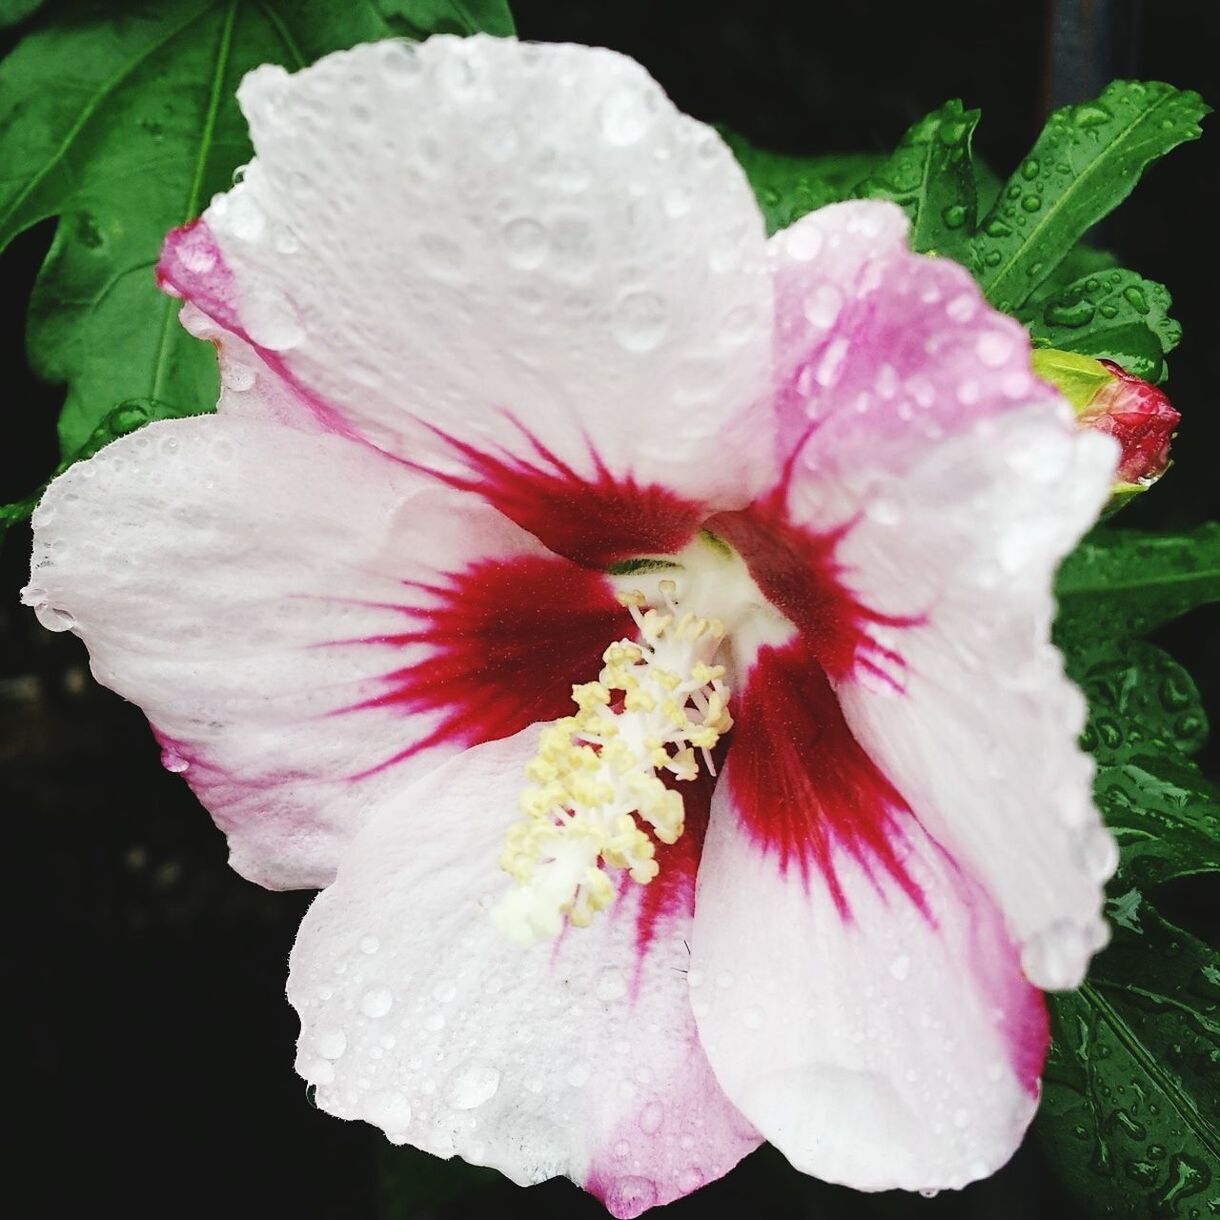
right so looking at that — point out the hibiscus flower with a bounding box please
[23,34,1120,1218]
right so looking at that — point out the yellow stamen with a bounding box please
[491,582,733,945]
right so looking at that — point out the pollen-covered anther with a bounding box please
[491,583,733,945]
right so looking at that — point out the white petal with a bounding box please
[692,788,1047,1191]
[288,730,759,1214]
[833,407,1119,988]
[167,36,772,507]
[25,414,600,889]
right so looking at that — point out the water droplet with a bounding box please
[501,217,548,269]
[603,1177,658,1215]
[1021,194,1043,213]
[365,1089,412,1137]
[1079,824,1119,882]
[663,186,693,218]
[272,223,301,255]
[976,330,1014,367]
[1073,102,1112,128]
[815,336,849,388]
[222,361,255,391]
[946,293,976,322]
[1020,158,1041,181]
[613,290,669,352]
[177,230,218,274]
[316,1028,347,1060]
[784,223,824,262]
[742,1007,764,1030]
[721,303,757,346]
[437,51,476,97]
[678,1166,705,1192]
[380,42,421,81]
[360,987,393,1019]
[803,282,843,329]
[243,287,304,351]
[566,1061,592,1088]
[444,1059,501,1110]
[983,218,1013,239]
[639,1100,665,1134]
[1122,284,1150,315]
[889,954,912,981]
[1045,298,1095,329]
[359,935,380,955]
[1021,920,1088,989]
[227,192,265,242]
[596,969,628,1002]
[599,88,656,145]
[941,203,967,229]
[160,747,190,774]
[37,606,76,632]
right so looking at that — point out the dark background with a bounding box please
[2,1,1215,1217]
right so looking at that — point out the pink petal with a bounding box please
[769,200,1055,494]
[24,414,623,889]
[691,733,1048,1190]
[163,36,774,516]
[760,200,1118,988]
[288,730,760,1212]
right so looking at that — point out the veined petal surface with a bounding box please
[162,35,774,514]
[25,415,627,888]
[692,762,1047,1192]
[289,730,760,1216]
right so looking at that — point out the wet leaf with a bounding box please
[1056,524,1220,641]
[1042,565,1220,1217]
[1022,269,1181,385]
[722,132,880,235]
[852,98,980,261]
[974,81,1209,312]
[0,0,514,513]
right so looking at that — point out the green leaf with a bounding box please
[721,131,880,235]
[974,81,1209,312]
[1028,244,1122,301]
[0,0,44,28]
[1040,629,1219,1218]
[853,98,980,260]
[1070,639,1219,889]
[1056,525,1220,640]
[1022,268,1181,384]
[1041,912,1218,1219]
[384,0,516,39]
[0,0,514,492]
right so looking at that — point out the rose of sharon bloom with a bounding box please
[23,35,1122,1217]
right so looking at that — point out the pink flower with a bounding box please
[23,36,1120,1217]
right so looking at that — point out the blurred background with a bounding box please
[2,1,1215,1216]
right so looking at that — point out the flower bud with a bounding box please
[1031,348,1180,509]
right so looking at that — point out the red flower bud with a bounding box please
[1030,349,1181,509]
[1082,360,1180,486]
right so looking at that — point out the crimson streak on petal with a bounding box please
[340,555,632,776]
[727,638,926,916]
[422,421,706,569]
[709,494,917,686]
